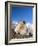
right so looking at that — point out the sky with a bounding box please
[10,5,33,24]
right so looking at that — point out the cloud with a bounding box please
[12,21,18,25]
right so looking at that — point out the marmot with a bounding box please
[15,21,27,35]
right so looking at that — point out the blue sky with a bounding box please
[11,6,33,24]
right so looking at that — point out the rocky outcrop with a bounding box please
[11,21,33,39]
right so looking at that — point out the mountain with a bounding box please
[11,21,18,29]
[26,23,32,34]
[26,23,32,28]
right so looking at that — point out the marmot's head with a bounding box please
[23,21,26,24]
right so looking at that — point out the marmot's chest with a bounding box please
[15,23,27,35]
[19,24,26,31]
